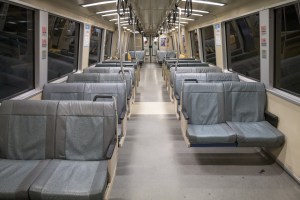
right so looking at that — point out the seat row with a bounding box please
[180,81,285,147]
[43,82,127,145]
[173,72,240,118]
[0,100,117,200]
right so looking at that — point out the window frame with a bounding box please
[201,25,216,65]
[88,25,103,66]
[0,1,36,102]
[47,13,80,82]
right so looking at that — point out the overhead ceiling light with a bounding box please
[115,21,128,24]
[181,8,209,13]
[81,0,116,8]
[96,9,117,14]
[109,17,129,21]
[123,27,127,29]
[181,17,195,21]
[121,23,129,26]
[181,13,203,16]
[176,21,188,24]
[102,12,129,17]
[182,0,225,6]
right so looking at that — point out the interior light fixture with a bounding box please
[81,0,116,8]
[102,12,129,17]
[182,0,225,6]
[176,21,188,24]
[96,9,117,14]
[181,13,203,16]
[180,17,195,21]
[109,17,129,21]
[115,21,128,24]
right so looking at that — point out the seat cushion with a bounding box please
[0,160,49,200]
[29,160,108,200]
[227,121,285,147]
[187,123,236,144]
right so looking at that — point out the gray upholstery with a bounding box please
[170,67,222,87]
[223,82,266,122]
[84,67,135,86]
[29,160,108,200]
[168,62,208,70]
[84,83,127,123]
[182,83,236,144]
[227,121,285,147]
[117,124,122,138]
[182,83,225,125]
[0,100,58,160]
[187,124,236,144]
[67,73,132,100]
[67,74,100,83]
[129,51,145,63]
[206,73,240,82]
[0,160,50,200]
[55,101,116,161]
[174,73,206,100]
[43,83,84,100]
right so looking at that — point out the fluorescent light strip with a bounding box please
[182,0,224,6]
[181,9,209,13]
[176,21,188,24]
[82,0,116,8]
[181,13,203,16]
[115,21,128,24]
[109,17,129,21]
[180,17,195,21]
[102,12,129,17]
[96,9,117,14]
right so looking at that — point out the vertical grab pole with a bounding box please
[176,8,181,72]
[133,16,136,61]
[118,12,125,77]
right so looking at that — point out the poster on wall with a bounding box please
[83,24,91,47]
[215,24,222,46]
[161,37,166,47]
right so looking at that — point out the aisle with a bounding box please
[110,63,300,200]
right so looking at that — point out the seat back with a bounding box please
[170,67,221,87]
[182,83,225,125]
[84,83,127,120]
[55,101,116,161]
[42,83,84,100]
[206,73,240,82]
[223,82,266,122]
[174,73,206,99]
[0,100,58,160]
[83,67,110,73]
[67,74,100,83]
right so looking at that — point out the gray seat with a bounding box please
[67,73,132,100]
[206,72,240,82]
[29,100,117,200]
[223,82,285,147]
[42,83,84,100]
[182,83,236,145]
[170,66,222,88]
[0,100,58,200]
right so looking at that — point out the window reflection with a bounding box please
[104,31,113,60]
[89,26,102,65]
[190,30,199,58]
[226,14,260,80]
[0,2,34,101]
[202,26,216,65]
[48,15,79,81]
[275,4,300,96]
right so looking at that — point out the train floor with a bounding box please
[110,63,300,200]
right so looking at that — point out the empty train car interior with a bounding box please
[1,0,300,199]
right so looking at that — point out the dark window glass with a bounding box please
[48,15,79,81]
[202,26,216,65]
[89,26,102,65]
[0,2,34,102]
[190,30,199,58]
[274,4,300,96]
[226,14,260,80]
[104,31,113,60]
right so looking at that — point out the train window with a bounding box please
[89,26,103,65]
[190,30,199,58]
[104,31,113,60]
[225,14,260,81]
[0,2,34,102]
[274,3,300,97]
[201,26,216,65]
[48,15,80,82]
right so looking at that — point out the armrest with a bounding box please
[182,111,189,120]
[106,139,117,159]
[119,110,126,120]
[265,111,279,128]
[184,79,199,83]
[93,95,114,102]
